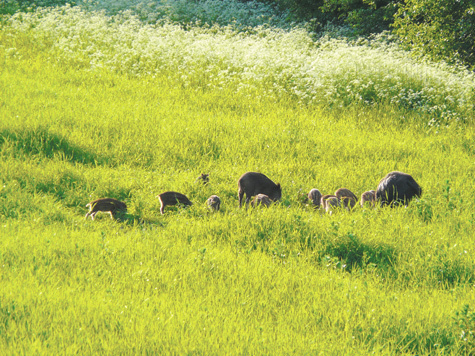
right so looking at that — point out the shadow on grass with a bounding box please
[114,212,142,225]
[0,126,107,165]
[318,230,475,287]
[320,232,396,273]
[431,256,475,287]
[84,213,168,230]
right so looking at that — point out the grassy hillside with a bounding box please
[1,3,475,354]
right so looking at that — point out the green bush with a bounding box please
[267,0,399,36]
[393,0,475,69]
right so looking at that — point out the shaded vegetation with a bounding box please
[393,0,475,69]
[0,126,104,164]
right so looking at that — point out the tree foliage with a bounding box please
[269,0,399,35]
[392,0,475,69]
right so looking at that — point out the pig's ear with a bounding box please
[277,183,281,188]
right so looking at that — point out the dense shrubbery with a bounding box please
[269,0,398,35]
[393,0,475,69]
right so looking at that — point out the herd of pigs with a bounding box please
[85,170,423,220]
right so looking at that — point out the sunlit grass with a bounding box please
[1,4,475,354]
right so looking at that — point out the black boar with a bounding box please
[85,198,127,220]
[376,171,422,207]
[307,189,322,208]
[251,194,272,208]
[335,188,358,210]
[157,191,192,214]
[321,194,340,214]
[238,172,281,208]
[360,190,376,207]
[207,195,221,211]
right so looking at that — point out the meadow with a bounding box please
[1,1,475,354]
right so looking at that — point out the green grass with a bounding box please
[1,4,475,354]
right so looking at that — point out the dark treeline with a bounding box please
[271,0,397,35]
[1,0,474,69]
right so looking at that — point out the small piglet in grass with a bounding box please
[238,172,281,208]
[335,188,358,210]
[207,195,221,211]
[251,194,272,208]
[308,189,322,208]
[157,191,192,214]
[85,198,127,220]
[321,194,340,214]
[360,190,376,207]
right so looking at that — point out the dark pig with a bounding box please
[238,172,281,208]
[376,171,422,207]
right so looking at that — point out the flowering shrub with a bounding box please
[2,4,474,124]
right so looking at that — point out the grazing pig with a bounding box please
[85,198,127,220]
[308,189,322,208]
[376,171,422,207]
[321,194,340,214]
[251,194,272,208]
[238,172,281,208]
[335,188,358,210]
[207,195,221,211]
[360,190,376,207]
[157,191,192,214]
[196,173,210,185]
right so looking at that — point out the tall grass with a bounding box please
[1,2,475,354]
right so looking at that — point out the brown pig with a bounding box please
[307,189,322,208]
[360,190,376,207]
[321,194,341,214]
[335,188,358,210]
[85,198,127,220]
[207,195,221,211]
[251,194,272,208]
[157,191,192,214]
